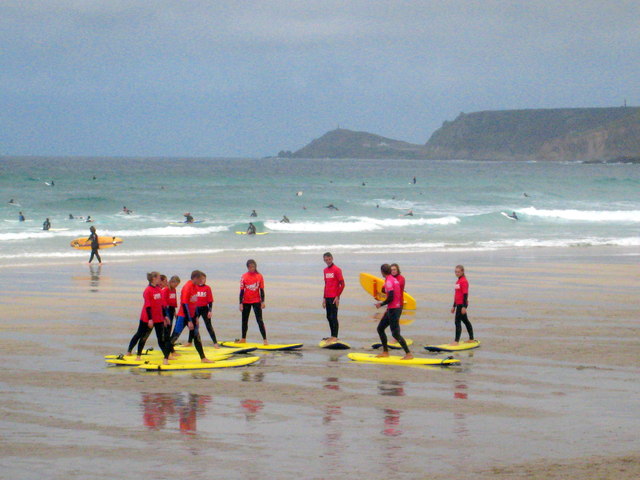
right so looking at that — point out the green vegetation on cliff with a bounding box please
[424,107,640,160]
[279,107,640,161]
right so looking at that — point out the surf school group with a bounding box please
[120,251,477,368]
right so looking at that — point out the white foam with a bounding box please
[264,216,460,233]
[520,207,640,222]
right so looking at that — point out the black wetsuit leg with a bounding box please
[454,305,474,342]
[241,304,251,338]
[191,320,206,359]
[387,307,410,353]
[164,307,176,351]
[152,322,172,358]
[324,297,339,337]
[127,320,151,355]
[89,248,102,263]
[376,310,391,350]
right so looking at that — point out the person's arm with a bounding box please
[380,289,394,307]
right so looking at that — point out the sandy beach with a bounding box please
[0,247,638,479]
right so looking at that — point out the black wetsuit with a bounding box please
[453,293,473,342]
[240,288,266,340]
[88,232,101,263]
[376,290,410,353]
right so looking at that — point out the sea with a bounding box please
[1,156,639,267]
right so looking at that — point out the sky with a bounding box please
[1,1,639,157]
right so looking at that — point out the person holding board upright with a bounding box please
[322,252,345,345]
[375,264,412,360]
[451,264,474,345]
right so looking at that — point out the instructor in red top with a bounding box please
[322,252,345,345]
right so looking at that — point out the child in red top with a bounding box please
[238,259,267,345]
[450,264,474,345]
[190,274,220,348]
[162,275,180,349]
[126,272,172,362]
[169,270,213,363]
[322,252,345,345]
[390,263,405,309]
[375,263,412,359]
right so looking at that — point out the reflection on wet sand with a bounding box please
[453,380,469,438]
[322,377,343,459]
[240,399,264,421]
[378,380,406,397]
[140,392,211,434]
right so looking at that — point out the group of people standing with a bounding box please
[127,260,267,365]
[128,252,474,364]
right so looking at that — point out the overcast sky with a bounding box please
[2,1,639,157]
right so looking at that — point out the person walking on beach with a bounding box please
[375,264,412,360]
[322,252,345,345]
[126,272,173,363]
[450,264,474,345]
[87,225,102,264]
[238,259,268,345]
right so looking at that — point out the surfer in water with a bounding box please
[508,211,518,220]
[404,210,414,217]
[322,252,345,346]
[450,265,474,346]
[18,211,25,222]
[184,212,194,223]
[250,209,258,217]
[280,215,290,223]
[246,222,257,235]
[325,204,339,211]
[238,259,268,345]
[42,218,51,231]
[87,225,102,264]
[375,263,412,360]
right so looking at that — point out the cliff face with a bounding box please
[289,128,427,159]
[423,107,640,161]
[279,107,640,161]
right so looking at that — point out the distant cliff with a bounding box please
[424,107,640,161]
[279,107,640,161]
[282,128,427,159]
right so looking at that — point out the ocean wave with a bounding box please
[264,216,460,232]
[520,207,640,222]
[0,229,87,241]
[1,236,639,264]
[114,226,228,237]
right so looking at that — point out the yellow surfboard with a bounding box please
[137,356,260,371]
[318,339,351,350]
[359,272,417,310]
[347,352,459,366]
[424,340,481,352]
[370,338,414,350]
[105,353,232,366]
[220,341,303,351]
[70,236,123,250]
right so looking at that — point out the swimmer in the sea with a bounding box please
[325,204,339,211]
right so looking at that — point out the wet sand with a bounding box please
[0,247,639,479]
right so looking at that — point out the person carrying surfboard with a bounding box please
[322,252,345,345]
[87,225,102,264]
[375,264,412,360]
[450,264,474,346]
[238,259,268,345]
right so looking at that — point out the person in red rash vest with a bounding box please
[322,252,345,345]
[238,259,268,345]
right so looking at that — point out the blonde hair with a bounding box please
[146,271,160,283]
